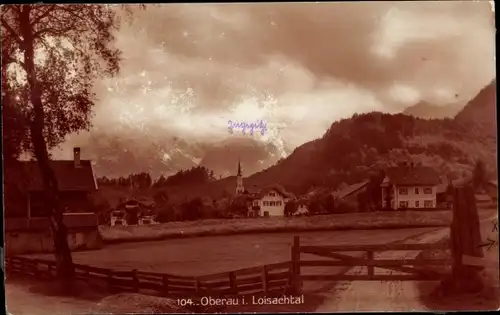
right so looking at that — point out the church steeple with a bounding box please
[236,159,244,195]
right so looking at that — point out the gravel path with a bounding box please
[6,280,96,315]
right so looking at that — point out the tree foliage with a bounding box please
[152,166,215,188]
[1,4,127,153]
[473,159,488,191]
[284,200,297,216]
[98,172,153,189]
[1,4,131,290]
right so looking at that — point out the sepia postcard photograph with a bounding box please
[2,1,498,314]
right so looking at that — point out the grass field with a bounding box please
[100,210,453,244]
[31,227,441,278]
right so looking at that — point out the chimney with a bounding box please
[73,147,81,167]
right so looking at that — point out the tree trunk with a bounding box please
[18,6,75,292]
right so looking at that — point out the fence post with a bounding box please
[47,261,52,278]
[195,277,201,297]
[107,270,114,291]
[132,269,139,293]
[261,265,268,294]
[162,275,169,296]
[366,251,374,279]
[33,260,40,278]
[447,186,484,294]
[229,272,238,295]
[19,258,25,274]
[290,236,302,294]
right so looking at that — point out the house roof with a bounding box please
[488,180,498,187]
[14,160,98,192]
[244,185,261,195]
[256,185,295,199]
[384,166,441,186]
[332,180,369,200]
[116,199,154,210]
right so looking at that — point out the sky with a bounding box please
[55,1,495,163]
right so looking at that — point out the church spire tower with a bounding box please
[236,159,244,195]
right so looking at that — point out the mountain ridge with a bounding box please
[158,80,497,200]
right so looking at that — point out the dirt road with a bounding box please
[6,279,96,315]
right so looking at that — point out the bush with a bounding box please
[155,204,176,223]
[334,199,358,214]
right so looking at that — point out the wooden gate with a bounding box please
[292,236,451,284]
[287,185,488,294]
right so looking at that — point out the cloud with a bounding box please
[54,2,495,174]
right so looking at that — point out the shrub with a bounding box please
[334,199,358,214]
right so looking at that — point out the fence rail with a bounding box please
[5,256,293,298]
[292,235,453,283]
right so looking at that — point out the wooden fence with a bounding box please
[5,256,293,298]
[287,185,489,294]
[292,236,451,285]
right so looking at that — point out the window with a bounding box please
[414,188,419,195]
[399,201,409,209]
[424,187,433,194]
[263,201,268,206]
[399,188,408,195]
[424,200,433,208]
[415,201,419,208]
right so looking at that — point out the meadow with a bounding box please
[99,210,453,244]
[31,227,440,278]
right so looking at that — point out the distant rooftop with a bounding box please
[13,160,97,192]
[384,165,440,186]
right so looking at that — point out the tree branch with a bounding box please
[1,17,22,45]
[31,5,56,27]
[33,26,75,38]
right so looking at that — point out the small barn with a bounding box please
[115,198,157,226]
[4,148,102,255]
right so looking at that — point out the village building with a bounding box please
[4,147,102,255]
[381,162,441,210]
[235,160,245,195]
[112,198,157,226]
[110,210,127,226]
[234,161,294,217]
[436,176,498,209]
[332,181,369,203]
[293,199,309,216]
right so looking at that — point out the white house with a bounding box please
[381,162,441,210]
[259,187,294,216]
[245,186,295,217]
[233,161,294,217]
